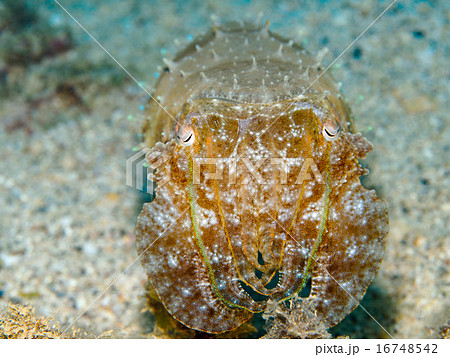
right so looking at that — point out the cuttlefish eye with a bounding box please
[176,124,195,146]
[322,118,341,141]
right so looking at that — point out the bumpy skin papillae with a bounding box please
[136,22,389,334]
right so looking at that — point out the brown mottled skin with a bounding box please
[136,22,389,334]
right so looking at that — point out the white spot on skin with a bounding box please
[168,254,178,268]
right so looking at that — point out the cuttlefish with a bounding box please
[136,22,389,334]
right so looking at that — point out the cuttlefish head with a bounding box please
[136,97,388,334]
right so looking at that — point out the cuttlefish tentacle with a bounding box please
[145,139,177,189]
